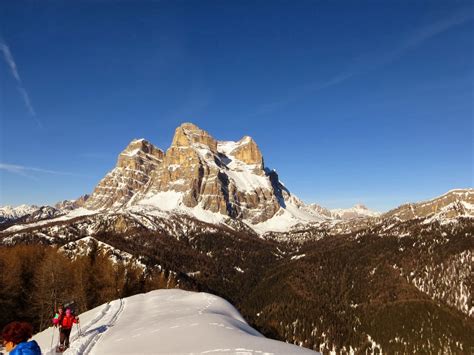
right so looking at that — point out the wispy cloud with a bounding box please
[363,8,474,70]
[253,8,474,116]
[0,163,83,178]
[0,40,42,127]
[17,87,37,117]
[0,42,20,81]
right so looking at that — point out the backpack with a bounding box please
[60,315,76,329]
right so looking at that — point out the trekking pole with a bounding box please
[50,326,55,349]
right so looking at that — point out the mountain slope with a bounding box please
[33,289,317,354]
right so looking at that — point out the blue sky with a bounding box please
[0,0,472,211]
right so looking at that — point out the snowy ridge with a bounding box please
[2,188,472,235]
[3,208,97,233]
[0,204,40,219]
[405,188,473,207]
[33,289,317,354]
[330,204,380,219]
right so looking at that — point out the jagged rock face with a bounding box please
[85,123,284,223]
[171,123,218,152]
[136,123,281,223]
[382,189,474,221]
[86,139,164,210]
[231,136,264,169]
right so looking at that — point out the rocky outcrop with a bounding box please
[134,123,281,223]
[231,136,264,169]
[84,123,286,223]
[382,189,474,221]
[85,139,164,209]
[55,194,90,211]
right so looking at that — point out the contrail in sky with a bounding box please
[0,41,41,127]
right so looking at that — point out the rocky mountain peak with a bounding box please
[228,136,264,169]
[85,139,164,210]
[171,123,218,153]
[117,138,164,169]
[83,123,292,223]
[55,194,90,211]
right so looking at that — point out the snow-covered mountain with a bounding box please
[0,204,64,229]
[330,204,380,219]
[81,123,328,230]
[33,289,317,354]
[0,123,385,232]
[304,203,380,220]
[0,204,39,220]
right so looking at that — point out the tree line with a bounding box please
[0,242,177,333]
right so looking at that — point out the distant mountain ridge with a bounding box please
[1,123,472,234]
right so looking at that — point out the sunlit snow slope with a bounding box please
[34,289,317,354]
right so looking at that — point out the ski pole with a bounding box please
[50,326,55,349]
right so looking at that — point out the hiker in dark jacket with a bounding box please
[55,308,79,351]
[1,321,41,355]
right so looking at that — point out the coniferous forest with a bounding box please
[0,244,183,334]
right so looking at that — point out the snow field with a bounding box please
[33,289,318,354]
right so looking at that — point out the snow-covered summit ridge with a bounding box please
[33,289,317,354]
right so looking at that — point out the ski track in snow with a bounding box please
[35,290,317,354]
[43,298,125,355]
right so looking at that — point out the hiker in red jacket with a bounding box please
[57,308,79,351]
